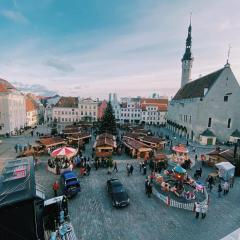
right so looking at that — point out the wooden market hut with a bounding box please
[139,136,165,150]
[206,148,238,167]
[93,134,117,160]
[122,136,152,159]
[67,132,91,146]
[36,137,66,151]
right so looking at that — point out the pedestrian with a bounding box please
[147,182,152,198]
[201,203,208,219]
[195,202,201,219]
[207,176,214,192]
[143,165,147,175]
[14,144,18,153]
[113,161,118,173]
[223,181,229,195]
[19,144,22,153]
[53,181,60,197]
[126,163,130,176]
[218,183,222,198]
[199,167,202,177]
[139,162,142,172]
[195,154,198,162]
[229,176,234,188]
[130,164,134,175]
[145,178,149,195]
[86,164,91,175]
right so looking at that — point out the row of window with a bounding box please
[179,114,192,124]
[208,118,232,128]
[54,111,96,116]
[80,105,96,110]
[58,117,96,122]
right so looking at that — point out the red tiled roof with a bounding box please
[55,97,78,108]
[0,84,8,93]
[141,98,168,104]
[25,97,38,112]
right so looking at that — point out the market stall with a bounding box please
[215,162,235,181]
[122,136,152,159]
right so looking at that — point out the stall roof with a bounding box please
[122,137,152,150]
[0,157,37,208]
[95,138,115,148]
[37,137,66,147]
[207,149,237,163]
[140,136,164,144]
[125,132,141,140]
[67,132,91,140]
[98,133,115,140]
[62,129,81,135]
[215,162,235,171]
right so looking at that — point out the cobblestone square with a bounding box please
[0,126,239,240]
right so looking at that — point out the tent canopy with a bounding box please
[215,162,235,171]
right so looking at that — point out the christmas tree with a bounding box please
[99,101,117,135]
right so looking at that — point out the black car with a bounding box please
[106,178,130,207]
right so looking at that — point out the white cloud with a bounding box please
[0,9,28,24]
[0,1,240,99]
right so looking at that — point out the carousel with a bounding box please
[171,144,191,169]
[153,164,205,203]
[47,146,77,175]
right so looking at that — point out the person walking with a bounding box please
[218,183,222,198]
[130,164,134,175]
[223,181,229,195]
[143,164,147,175]
[201,203,208,219]
[229,176,234,188]
[195,154,198,162]
[53,181,60,197]
[126,163,130,176]
[14,144,18,153]
[195,202,201,219]
[207,176,214,192]
[139,162,142,172]
[145,178,149,195]
[113,161,118,173]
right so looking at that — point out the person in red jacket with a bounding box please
[53,180,60,197]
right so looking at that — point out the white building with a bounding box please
[140,98,168,125]
[51,97,98,123]
[109,93,168,125]
[0,79,26,135]
[78,98,98,122]
[167,22,240,145]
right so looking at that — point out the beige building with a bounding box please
[0,79,26,135]
[25,96,38,127]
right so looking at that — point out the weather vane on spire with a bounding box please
[190,12,192,25]
[227,44,231,64]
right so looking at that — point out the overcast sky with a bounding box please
[0,0,240,99]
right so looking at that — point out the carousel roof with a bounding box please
[51,146,77,158]
[173,165,186,174]
[172,145,188,153]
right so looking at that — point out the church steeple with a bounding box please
[181,15,194,88]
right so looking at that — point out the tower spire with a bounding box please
[181,15,194,88]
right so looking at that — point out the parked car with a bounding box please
[106,178,129,207]
[60,171,81,198]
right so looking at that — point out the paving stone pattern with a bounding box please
[1,125,240,240]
